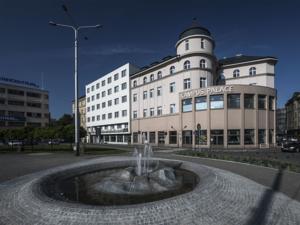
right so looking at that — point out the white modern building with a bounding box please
[85,63,139,144]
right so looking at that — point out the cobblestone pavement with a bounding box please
[0,156,300,225]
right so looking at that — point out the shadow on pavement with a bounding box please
[245,169,283,225]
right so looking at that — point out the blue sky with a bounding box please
[0,0,299,118]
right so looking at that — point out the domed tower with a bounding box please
[175,24,217,87]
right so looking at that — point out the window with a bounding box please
[184,60,190,70]
[133,132,138,143]
[170,104,176,114]
[269,129,274,144]
[157,71,162,79]
[143,76,147,84]
[114,98,119,105]
[233,69,240,78]
[101,80,105,86]
[196,130,207,145]
[102,102,106,108]
[185,40,189,50]
[169,82,175,93]
[27,92,41,98]
[200,77,207,88]
[182,130,192,145]
[92,116,95,122]
[258,95,266,109]
[150,74,154,81]
[114,85,119,93]
[258,129,266,144]
[122,110,127,117]
[8,89,24,96]
[244,94,255,109]
[27,102,41,108]
[133,94,137,102]
[102,114,106,120]
[249,67,256,76]
[87,88,90,93]
[228,129,240,145]
[143,91,147,99]
[157,86,162,96]
[211,130,224,145]
[157,106,162,116]
[96,83,100,89]
[149,89,154,98]
[133,111,137,119]
[245,129,255,145]
[101,91,106,97]
[183,78,191,89]
[210,95,224,109]
[170,66,175,74]
[269,96,275,110]
[169,131,177,144]
[87,117,90,122]
[200,59,206,68]
[108,113,112,119]
[228,94,240,109]
[182,98,192,112]
[97,115,100,121]
[121,82,127,90]
[114,111,119,118]
[87,107,90,112]
[107,77,112,84]
[121,69,126,77]
[91,86,94,91]
[96,93,100,99]
[108,100,112,107]
[122,95,127,103]
[107,88,112,95]
[0,88,4,93]
[143,109,147,117]
[195,96,207,110]
[149,132,156,143]
[201,38,205,49]
[114,73,119,81]
[92,105,95,111]
[92,95,95,101]
[97,104,100,109]
[87,97,90,103]
[150,108,154,116]
[133,80,137,87]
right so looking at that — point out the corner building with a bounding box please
[130,25,277,148]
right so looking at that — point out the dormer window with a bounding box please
[233,69,240,78]
[185,40,189,51]
[184,60,190,70]
[249,67,256,76]
[157,71,162,79]
[150,74,154,81]
[170,66,175,74]
[143,76,147,84]
[201,38,205,49]
[200,59,206,68]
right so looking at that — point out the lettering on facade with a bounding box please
[180,86,234,98]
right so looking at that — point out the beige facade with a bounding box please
[0,82,50,128]
[286,92,300,138]
[72,95,86,130]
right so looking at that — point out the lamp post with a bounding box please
[49,21,102,156]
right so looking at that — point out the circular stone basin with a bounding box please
[40,160,199,206]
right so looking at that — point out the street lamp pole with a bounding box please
[49,21,102,156]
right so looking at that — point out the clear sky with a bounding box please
[0,0,299,118]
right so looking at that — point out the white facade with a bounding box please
[85,63,139,144]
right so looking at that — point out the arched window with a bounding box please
[150,74,154,81]
[143,76,147,84]
[185,40,189,50]
[157,71,162,79]
[200,59,206,68]
[201,38,205,49]
[184,60,190,70]
[170,66,175,74]
[249,67,256,76]
[133,80,137,87]
[233,69,240,78]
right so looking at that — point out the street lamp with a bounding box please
[49,21,102,156]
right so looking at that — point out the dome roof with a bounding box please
[179,25,211,40]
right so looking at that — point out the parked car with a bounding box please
[8,140,23,146]
[281,139,300,152]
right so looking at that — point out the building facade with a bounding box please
[130,25,277,148]
[276,108,286,138]
[72,95,86,130]
[0,81,50,128]
[85,63,139,144]
[286,92,300,138]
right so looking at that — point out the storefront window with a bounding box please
[210,95,224,109]
[158,131,165,145]
[244,129,255,145]
[117,135,123,142]
[258,95,266,109]
[149,132,156,143]
[142,132,148,142]
[169,131,177,144]
[244,94,255,109]
[228,129,240,145]
[110,135,116,142]
[182,98,192,112]
[195,96,207,111]
[227,94,240,109]
[133,132,138,143]
[104,136,109,142]
[182,130,192,145]
[195,130,207,145]
[258,129,266,144]
[211,130,224,145]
